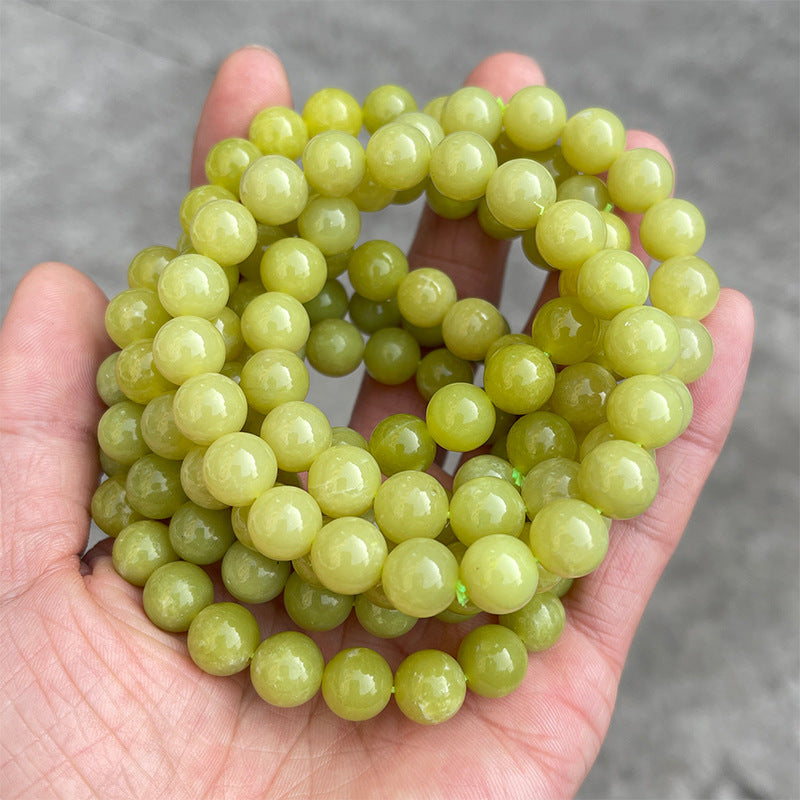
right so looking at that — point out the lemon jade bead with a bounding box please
[461,534,539,614]
[247,485,322,560]
[303,278,349,325]
[250,631,324,708]
[168,502,235,565]
[91,475,143,537]
[649,255,720,320]
[321,647,393,722]
[297,196,361,256]
[381,538,459,618]
[97,400,149,466]
[249,106,308,161]
[112,520,177,587]
[306,445,382,517]
[368,413,437,475]
[172,372,248,446]
[550,362,617,432]
[503,85,567,151]
[237,155,308,228]
[205,137,262,196]
[96,352,126,406]
[429,131,498,202]
[440,86,503,142]
[305,318,365,376]
[239,348,309,413]
[259,238,327,303]
[240,291,310,354]
[528,498,609,578]
[425,182,480,219]
[606,147,674,213]
[127,244,179,288]
[483,343,555,415]
[363,327,421,386]
[221,541,290,604]
[485,158,557,231]
[556,174,612,211]
[534,199,607,271]
[560,107,626,174]
[259,400,332,472]
[667,317,714,383]
[187,602,261,677]
[142,561,214,633]
[499,591,566,652]
[151,316,227,385]
[452,454,516,493]
[354,594,417,638]
[348,293,402,333]
[347,239,410,303]
[140,392,193,460]
[603,305,680,377]
[189,199,258,268]
[520,457,581,518]
[394,650,467,725]
[394,111,444,150]
[426,382,496,452]
[362,84,417,132]
[606,373,687,449]
[373,470,449,543]
[396,268,457,329]
[449,476,526,545]
[365,123,431,191]
[505,411,578,475]
[310,516,388,595]
[202,431,278,508]
[639,198,706,261]
[282,572,354,632]
[115,339,176,404]
[348,166,397,211]
[302,130,366,198]
[442,298,507,362]
[457,624,528,698]
[576,249,650,320]
[415,348,474,402]
[302,87,362,138]
[601,210,632,252]
[104,288,171,349]
[578,439,659,519]
[125,454,187,519]
[157,254,230,319]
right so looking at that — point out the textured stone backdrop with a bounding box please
[2,1,798,797]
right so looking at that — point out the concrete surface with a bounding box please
[1,1,798,797]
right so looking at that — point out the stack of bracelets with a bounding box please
[91,79,718,725]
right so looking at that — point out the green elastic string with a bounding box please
[511,467,524,488]
[455,580,470,608]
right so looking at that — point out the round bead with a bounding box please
[249,106,308,160]
[440,86,503,142]
[189,199,258,268]
[503,85,567,151]
[321,647,393,721]
[187,602,261,677]
[202,431,278,507]
[302,130,365,197]
[649,255,720,320]
[484,158,557,230]
[142,561,215,633]
[425,382,496,452]
[368,413,437,476]
[247,484,322,561]
[394,650,467,725]
[239,155,309,225]
[604,305,681,377]
[449,476,526,545]
[366,123,431,191]
[606,147,674,213]
[457,624,528,698]
[560,107,626,174]
[442,298,508,362]
[483,343,555,415]
[221,541,290,604]
[534,199,607,271]
[373,470,449,542]
[250,632,324,708]
[259,400,332,472]
[499,592,566,652]
[639,198,706,261]
[306,445,382,517]
[112,520,177,587]
[429,131,498,202]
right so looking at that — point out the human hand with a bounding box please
[0,47,754,799]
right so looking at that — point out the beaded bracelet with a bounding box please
[93,78,719,725]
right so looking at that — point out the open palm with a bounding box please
[1,48,753,800]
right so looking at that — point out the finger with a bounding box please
[0,263,114,598]
[190,46,292,187]
[349,52,547,442]
[564,288,755,674]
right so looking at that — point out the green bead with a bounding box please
[520,457,581,518]
[221,541,290,604]
[381,538,458,618]
[666,317,714,383]
[429,131,498,202]
[504,86,567,151]
[449,476,526,545]
[441,85,503,141]
[302,87,362,138]
[452,454,516,493]
[112,520,177,587]
[348,293,401,334]
[151,315,227,385]
[362,84,417,132]
[366,123,431,191]
[282,572,354,632]
[239,155,309,226]
[457,624,528,698]
[394,649,467,725]
[368,413,437,475]
[142,560,214,632]
[104,288,171,349]
[499,592,566,652]
[306,444,382,517]
[127,244,179,288]
[560,107,626,174]
[483,343,555,415]
[115,339,175,404]
[239,348,310,413]
[363,327,421,386]
[97,400,149,466]
[604,305,680,377]
[125,454,187,519]
[157,254,230,319]
[96,351,126,407]
[189,199,257,268]
[303,278,349,325]
[441,298,508,362]
[240,290,310,354]
[249,106,308,160]
[348,239,409,302]
[534,199,607,271]
[556,174,612,211]
[91,474,143,537]
[297,196,361,256]
[205,137,262,196]
[303,130,366,197]
[528,498,609,578]
[505,411,578,475]
[306,318,365,377]
[250,631,324,708]
[353,594,417,639]
[577,439,659,519]
[179,446,226,510]
[484,158,557,230]
[550,362,617,432]
[259,238,328,303]
[187,602,261,677]
[321,647,393,722]
[639,198,706,261]
[606,147,674,213]
[649,255,720,320]
[202,431,278,507]
[373,470,449,542]
[426,382,496,452]
[168,502,235,565]
[415,347,474,402]
[259,400,332,472]
[576,249,650,320]
[172,372,248,446]
[140,392,193,460]
[531,297,600,366]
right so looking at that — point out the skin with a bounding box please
[0,47,754,800]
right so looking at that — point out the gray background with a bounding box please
[1,1,798,798]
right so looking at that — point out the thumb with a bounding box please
[0,263,112,598]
